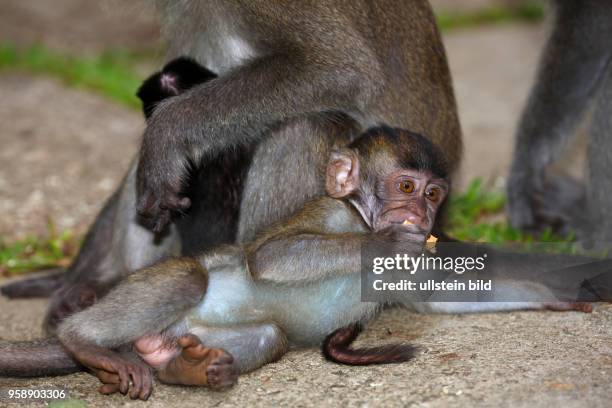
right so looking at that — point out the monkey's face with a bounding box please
[372,168,448,237]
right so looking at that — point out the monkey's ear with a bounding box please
[326,149,360,198]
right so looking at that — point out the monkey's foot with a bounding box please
[544,302,593,313]
[157,334,237,389]
[67,345,153,400]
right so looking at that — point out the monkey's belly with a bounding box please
[189,272,379,345]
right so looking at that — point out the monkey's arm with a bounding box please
[244,197,375,282]
[136,33,380,231]
[247,232,365,282]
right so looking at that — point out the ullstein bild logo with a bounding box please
[360,241,612,303]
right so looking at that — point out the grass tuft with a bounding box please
[436,0,545,31]
[446,179,573,245]
[0,222,79,276]
[0,42,146,108]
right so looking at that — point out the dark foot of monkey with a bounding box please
[545,302,593,313]
[157,334,237,389]
[510,175,584,237]
[45,283,97,329]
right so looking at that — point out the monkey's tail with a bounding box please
[322,324,416,366]
[0,339,82,377]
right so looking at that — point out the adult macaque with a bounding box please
[507,0,612,248]
[2,128,604,401]
[1,0,462,334]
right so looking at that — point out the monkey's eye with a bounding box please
[425,187,441,202]
[398,180,415,193]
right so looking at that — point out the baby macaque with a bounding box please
[137,57,217,119]
[51,126,450,399]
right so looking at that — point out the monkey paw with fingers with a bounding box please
[157,334,238,389]
[136,186,192,233]
[71,346,154,400]
[136,115,193,233]
[379,224,428,246]
[508,173,585,236]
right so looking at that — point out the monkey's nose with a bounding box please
[404,212,429,230]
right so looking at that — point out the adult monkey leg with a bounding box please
[586,63,612,248]
[507,0,612,235]
[1,161,182,333]
[46,162,182,332]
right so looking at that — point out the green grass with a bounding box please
[0,223,79,276]
[0,43,147,108]
[447,179,572,246]
[436,0,545,31]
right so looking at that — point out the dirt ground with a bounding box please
[1,296,610,408]
[0,1,609,407]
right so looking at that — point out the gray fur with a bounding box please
[507,0,612,247]
[58,258,207,348]
[0,339,79,377]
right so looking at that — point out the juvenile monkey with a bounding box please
[3,127,601,401]
[0,127,447,399]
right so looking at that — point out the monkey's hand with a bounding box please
[136,102,194,233]
[378,224,427,245]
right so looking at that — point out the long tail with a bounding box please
[0,339,82,377]
[322,324,416,365]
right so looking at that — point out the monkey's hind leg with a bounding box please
[190,324,289,374]
[56,258,208,399]
[155,334,237,389]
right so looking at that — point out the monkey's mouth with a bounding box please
[391,219,427,233]
[386,220,430,241]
